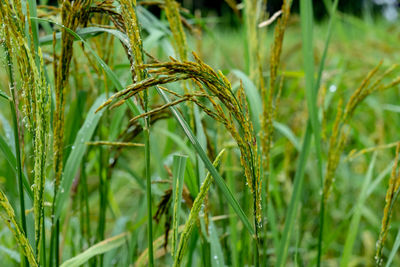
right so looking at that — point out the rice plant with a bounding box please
[1,0,400,266]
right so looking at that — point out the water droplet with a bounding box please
[329,84,337,93]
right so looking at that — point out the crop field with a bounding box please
[1,0,400,266]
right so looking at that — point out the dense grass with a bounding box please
[1,0,400,266]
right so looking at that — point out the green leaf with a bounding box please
[0,90,10,101]
[301,0,322,187]
[60,233,128,267]
[276,121,312,267]
[172,155,188,257]
[118,158,146,190]
[0,134,33,200]
[383,104,400,113]
[54,94,107,219]
[39,27,130,47]
[340,154,376,266]
[231,69,261,132]
[386,227,400,267]
[273,122,300,151]
[184,159,199,197]
[0,245,20,263]
[209,220,225,267]
[194,105,207,184]
[136,6,171,35]
[311,0,339,264]
[155,128,195,163]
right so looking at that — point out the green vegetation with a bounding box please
[0,0,400,266]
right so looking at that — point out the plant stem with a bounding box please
[144,91,154,266]
[227,152,239,267]
[253,200,260,267]
[56,220,60,267]
[97,124,107,267]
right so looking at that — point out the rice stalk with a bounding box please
[323,63,400,203]
[1,2,51,265]
[260,0,291,229]
[0,6,29,262]
[244,0,266,81]
[376,142,400,265]
[164,0,188,61]
[347,142,399,161]
[97,52,262,265]
[53,0,92,199]
[0,0,37,133]
[32,50,51,263]
[0,190,37,267]
[97,53,262,221]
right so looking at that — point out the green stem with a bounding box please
[227,152,239,267]
[97,126,106,267]
[317,196,325,267]
[56,220,60,267]
[41,208,47,267]
[144,91,154,266]
[253,201,260,267]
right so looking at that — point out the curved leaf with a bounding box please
[39,27,130,47]
[60,233,128,267]
[0,134,33,200]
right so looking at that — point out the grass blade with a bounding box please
[208,219,225,267]
[0,90,10,101]
[226,151,239,267]
[231,69,262,131]
[0,134,33,200]
[54,94,107,219]
[386,227,400,267]
[300,0,322,192]
[172,155,188,257]
[60,233,128,267]
[39,27,130,47]
[276,121,312,267]
[273,122,301,151]
[340,153,377,266]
